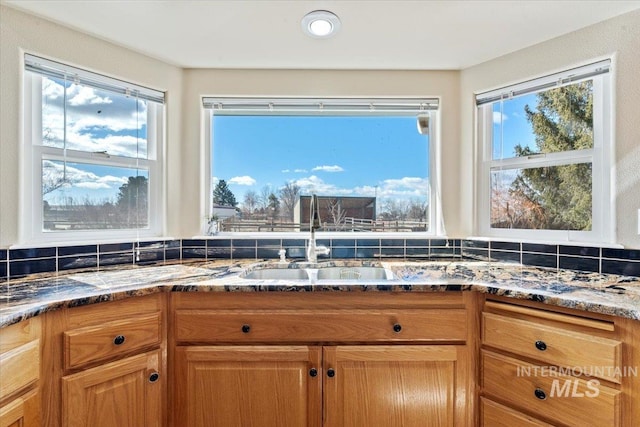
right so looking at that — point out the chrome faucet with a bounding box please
[307,194,330,263]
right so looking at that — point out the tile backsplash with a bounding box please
[461,239,640,277]
[1,238,638,280]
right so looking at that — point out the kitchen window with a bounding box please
[22,54,165,243]
[203,97,439,235]
[476,60,612,243]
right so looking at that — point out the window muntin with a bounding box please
[23,55,164,243]
[206,99,436,235]
[477,60,611,242]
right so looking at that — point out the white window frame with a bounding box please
[475,60,613,244]
[21,55,165,245]
[201,97,442,238]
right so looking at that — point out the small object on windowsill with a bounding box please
[278,249,287,263]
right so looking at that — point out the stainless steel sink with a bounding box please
[241,268,310,280]
[316,266,393,280]
[241,265,394,281]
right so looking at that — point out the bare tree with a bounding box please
[242,190,258,217]
[327,198,346,229]
[279,182,300,221]
[258,185,273,212]
[42,176,70,195]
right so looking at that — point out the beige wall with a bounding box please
[180,68,461,237]
[0,6,183,247]
[460,9,640,247]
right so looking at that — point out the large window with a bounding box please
[204,98,438,235]
[476,60,612,242]
[23,54,164,243]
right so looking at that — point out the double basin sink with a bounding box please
[242,262,395,282]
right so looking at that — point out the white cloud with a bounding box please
[282,168,308,173]
[493,111,508,124]
[281,169,290,173]
[42,160,128,194]
[312,165,344,173]
[229,175,256,186]
[293,175,353,196]
[289,174,429,200]
[67,85,113,106]
[75,181,112,190]
[41,76,148,158]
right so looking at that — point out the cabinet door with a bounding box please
[0,389,40,427]
[62,350,162,427]
[324,345,469,427]
[174,346,322,427]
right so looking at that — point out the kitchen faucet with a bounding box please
[307,194,330,263]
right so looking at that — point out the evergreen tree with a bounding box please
[117,175,148,227]
[509,81,593,230]
[212,180,237,207]
[267,193,279,219]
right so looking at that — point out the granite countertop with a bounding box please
[1,258,640,328]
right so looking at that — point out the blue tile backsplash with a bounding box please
[1,238,639,280]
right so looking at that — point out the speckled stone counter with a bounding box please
[2,259,640,328]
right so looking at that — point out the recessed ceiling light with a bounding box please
[302,10,341,38]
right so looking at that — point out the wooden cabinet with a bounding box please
[324,345,468,427]
[62,350,162,427]
[479,297,640,427]
[174,346,321,427]
[0,317,41,427]
[42,293,166,427]
[0,389,40,427]
[170,292,475,427]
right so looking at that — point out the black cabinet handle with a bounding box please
[241,324,251,333]
[309,368,318,377]
[113,335,125,345]
[327,368,335,378]
[393,323,402,333]
[535,340,547,351]
[149,372,160,383]
[534,388,547,400]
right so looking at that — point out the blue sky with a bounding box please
[212,115,430,207]
[492,93,537,159]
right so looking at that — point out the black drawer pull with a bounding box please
[534,388,547,400]
[327,368,335,378]
[149,372,160,383]
[393,323,402,333]
[535,340,547,351]
[242,324,251,333]
[309,368,318,377]
[113,335,126,345]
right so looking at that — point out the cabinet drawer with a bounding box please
[0,389,40,427]
[483,312,621,383]
[482,350,620,427]
[0,318,40,402]
[64,311,162,370]
[481,398,553,427]
[175,309,467,344]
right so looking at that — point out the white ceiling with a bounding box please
[4,0,640,70]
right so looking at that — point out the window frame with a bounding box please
[475,60,613,244]
[21,56,165,245]
[201,97,442,238]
